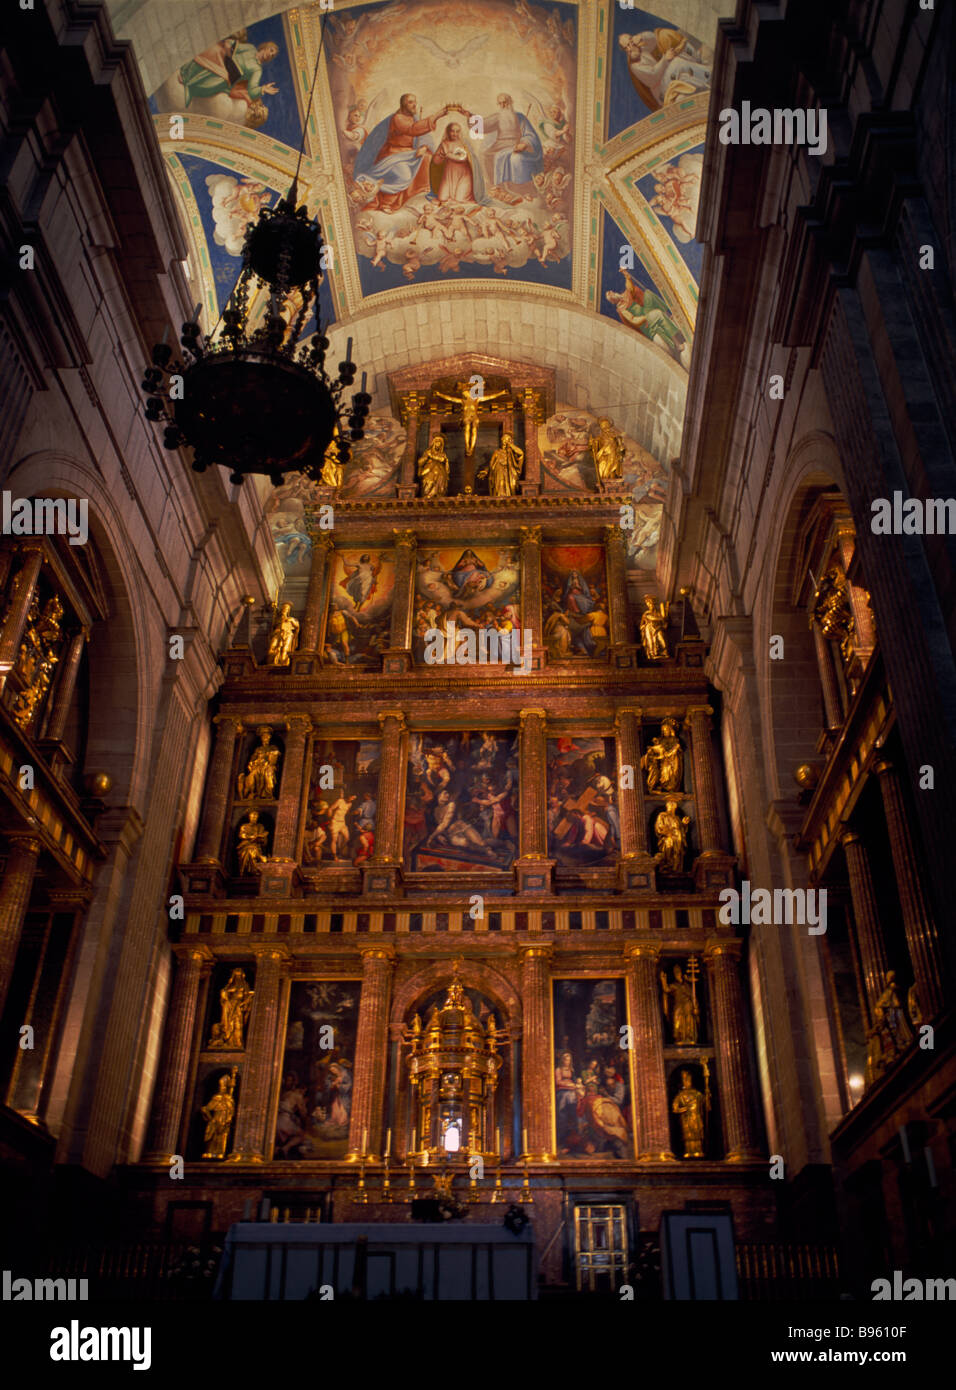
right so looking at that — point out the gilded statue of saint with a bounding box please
[417,435,450,498]
[237,726,281,800]
[267,602,299,666]
[654,799,690,873]
[208,968,254,1050]
[12,594,65,729]
[672,1070,706,1158]
[433,380,507,456]
[873,970,912,1060]
[642,717,683,792]
[811,566,855,663]
[660,962,699,1044]
[236,810,269,874]
[320,433,346,488]
[479,432,524,496]
[640,595,670,661]
[201,1068,238,1159]
[588,417,625,483]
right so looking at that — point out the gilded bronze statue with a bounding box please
[417,435,450,498]
[201,1067,238,1159]
[434,380,507,456]
[642,717,683,792]
[660,959,699,1044]
[639,595,670,661]
[267,602,299,666]
[208,967,254,1050]
[588,417,625,483]
[654,799,690,873]
[672,1069,707,1158]
[236,810,269,874]
[237,726,281,800]
[479,432,524,496]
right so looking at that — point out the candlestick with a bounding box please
[411,1126,417,1154]
[361,1126,367,1155]
[496,1127,502,1158]
[385,1127,391,1159]
[346,336,353,363]
[522,1127,528,1157]
[360,371,367,392]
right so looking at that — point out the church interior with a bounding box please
[1,0,954,1309]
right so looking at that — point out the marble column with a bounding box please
[603,524,630,658]
[143,945,211,1162]
[520,944,553,1159]
[0,547,43,687]
[42,627,88,742]
[705,941,762,1160]
[271,715,312,860]
[373,711,407,865]
[399,392,425,495]
[194,716,242,864]
[300,533,334,652]
[385,529,416,671]
[519,388,542,494]
[812,623,844,732]
[516,709,551,893]
[519,525,543,656]
[348,947,394,1159]
[229,947,285,1161]
[624,944,673,1159]
[685,705,722,854]
[614,707,647,855]
[0,835,41,1018]
[841,830,891,1024]
[874,759,945,1018]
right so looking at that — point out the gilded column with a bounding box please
[519,388,542,494]
[348,947,394,1159]
[520,944,553,1160]
[873,759,945,1017]
[705,941,762,1160]
[373,711,407,865]
[41,626,88,742]
[0,835,41,1017]
[625,944,673,1159]
[685,705,722,855]
[271,715,312,859]
[385,529,416,671]
[812,623,844,732]
[143,945,211,1162]
[603,524,630,658]
[841,830,891,1023]
[194,716,242,864]
[614,707,646,855]
[399,391,424,495]
[0,546,43,686]
[519,525,543,656]
[229,947,285,1161]
[300,532,334,652]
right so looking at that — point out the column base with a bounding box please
[179,861,227,896]
[637,1150,676,1162]
[289,651,321,676]
[225,1151,267,1164]
[617,853,659,893]
[693,852,736,891]
[724,1148,764,1163]
[514,857,554,894]
[610,642,638,669]
[396,484,418,502]
[382,647,413,674]
[258,858,299,897]
[363,862,403,895]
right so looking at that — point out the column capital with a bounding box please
[282,713,313,734]
[392,528,417,552]
[872,757,893,777]
[684,704,714,724]
[603,523,627,551]
[359,945,395,964]
[5,834,42,858]
[172,943,215,966]
[704,938,742,962]
[519,524,543,546]
[519,943,552,961]
[309,530,335,550]
[518,707,548,725]
[614,706,643,727]
[624,942,660,962]
[399,390,425,421]
[840,827,862,847]
[251,945,288,964]
[377,709,407,733]
[213,714,244,733]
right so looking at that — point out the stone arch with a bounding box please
[4,451,153,810]
[389,957,522,1036]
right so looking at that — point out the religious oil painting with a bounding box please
[608,6,713,138]
[541,545,610,660]
[547,736,620,866]
[553,980,633,1158]
[303,739,381,868]
[413,545,521,664]
[274,980,362,1159]
[323,548,395,667]
[326,0,576,294]
[404,731,518,871]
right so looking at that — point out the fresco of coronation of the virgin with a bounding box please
[413,545,521,663]
[553,980,633,1158]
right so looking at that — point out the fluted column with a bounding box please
[386,530,416,668]
[812,623,844,732]
[603,524,630,656]
[229,947,285,1161]
[519,388,542,494]
[0,835,41,1017]
[520,945,553,1159]
[614,707,646,855]
[705,941,762,1160]
[874,759,945,1017]
[348,947,394,1159]
[841,830,891,1024]
[194,716,242,863]
[399,391,425,494]
[518,708,548,860]
[144,946,211,1161]
[271,715,312,859]
[519,525,543,655]
[625,944,673,1159]
[685,705,722,855]
[300,533,334,652]
[41,626,88,742]
[372,711,407,864]
[0,547,43,687]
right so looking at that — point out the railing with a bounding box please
[736,1243,841,1300]
[40,1241,221,1301]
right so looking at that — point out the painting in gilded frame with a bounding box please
[553,979,632,1158]
[274,980,362,1159]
